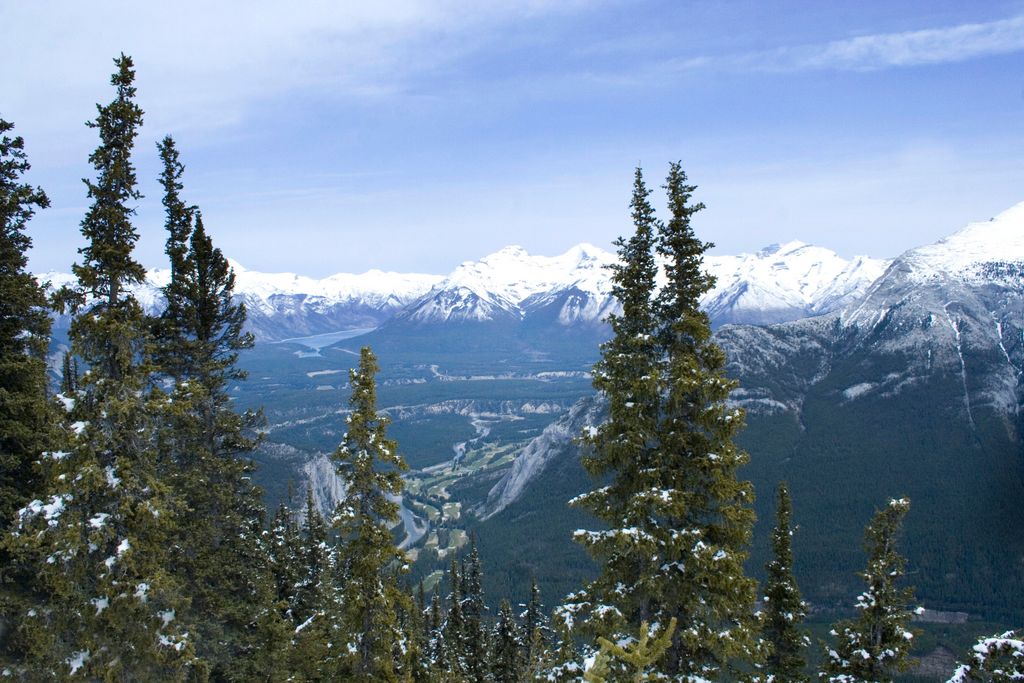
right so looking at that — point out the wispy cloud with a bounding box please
[1,0,592,158]
[774,14,1024,71]
[654,14,1024,77]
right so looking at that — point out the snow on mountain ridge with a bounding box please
[342,240,888,327]
[703,241,889,320]
[39,238,889,335]
[399,243,617,324]
[899,201,1024,284]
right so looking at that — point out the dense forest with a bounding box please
[0,55,1021,682]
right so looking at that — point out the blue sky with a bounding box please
[5,1,1024,276]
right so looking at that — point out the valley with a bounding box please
[214,207,1024,632]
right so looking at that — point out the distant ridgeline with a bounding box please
[41,236,887,344]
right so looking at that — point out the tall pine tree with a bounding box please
[331,346,411,681]
[0,117,60,671]
[824,498,918,683]
[564,163,759,679]
[653,160,759,678]
[763,482,808,682]
[491,598,524,683]
[563,167,663,654]
[150,136,278,680]
[7,54,194,679]
[461,538,489,683]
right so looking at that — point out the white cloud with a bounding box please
[1,1,588,159]
[777,14,1024,71]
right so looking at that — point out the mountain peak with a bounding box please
[899,201,1024,283]
[756,240,809,258]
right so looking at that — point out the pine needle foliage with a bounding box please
[6,55,195,679]
[331,346,411,681]
[823,498,918,683]
[948,630,1024,683]
[763,482,808,682]
[0,116,60,672]
[564,163,759,680]
[491,598,524,683]
[150,136,277,679]
[584,618,678,683]
[0,117,54,539]
[565,167,662,639]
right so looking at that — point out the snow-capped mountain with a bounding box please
[703,241,889,326]
[225,261,442,340]
[393,244,617,326]
[43,263,443,341]
[41,238,887,340]
[484,202,1024,517]
[476,203,1024,618]
[392,241,886,329]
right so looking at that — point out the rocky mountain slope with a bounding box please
[475,204,1024,619]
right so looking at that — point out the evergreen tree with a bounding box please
[444,557,468,677]
[565,163,759,680]
[293,489,332,623]
[150,135,193,380]
[331,346,411,681]
[522,576,548,668]
[428,589,447,673]
[60,351,79,395]
[823,498,918,683]
[462,538,489,682]
[653,160,759,678]
[267,501,303,620]
[564,167,662,647]
[0,116,60,670]
[948,631,1024,682]
[6,55,195,679]
[491,598,524,683]
[763,482,808,682]
[150,136,277,679]
[290,490,341,680]
[0,116,53,543]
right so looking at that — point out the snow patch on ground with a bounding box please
[843,382,876,400]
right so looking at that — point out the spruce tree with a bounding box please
[444,557,468,677]
[0,116,60,671]
[0,116,54,544]
[948,630,1024,682]
[6,55,194,679]
[290,491,342,680]
[331,346,411,681]
[60,351,79,395]
[462,538,489,682]
[267,501,303,618]
[492,598,524,683]
[824,498,918,683]
[523,576,548,668]
[565,163,759,679]
[428,589,447,673]
[763,482,808,682]
[150,136,277,679]
[652,160,759,678]
[564,167,662,649]
[151,135,193,380]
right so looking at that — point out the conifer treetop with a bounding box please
[74,54,146,306]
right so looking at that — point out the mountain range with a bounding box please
[474,202,1024,620]
[42,239,888,340]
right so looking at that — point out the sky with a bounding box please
[5,1,1024,277]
